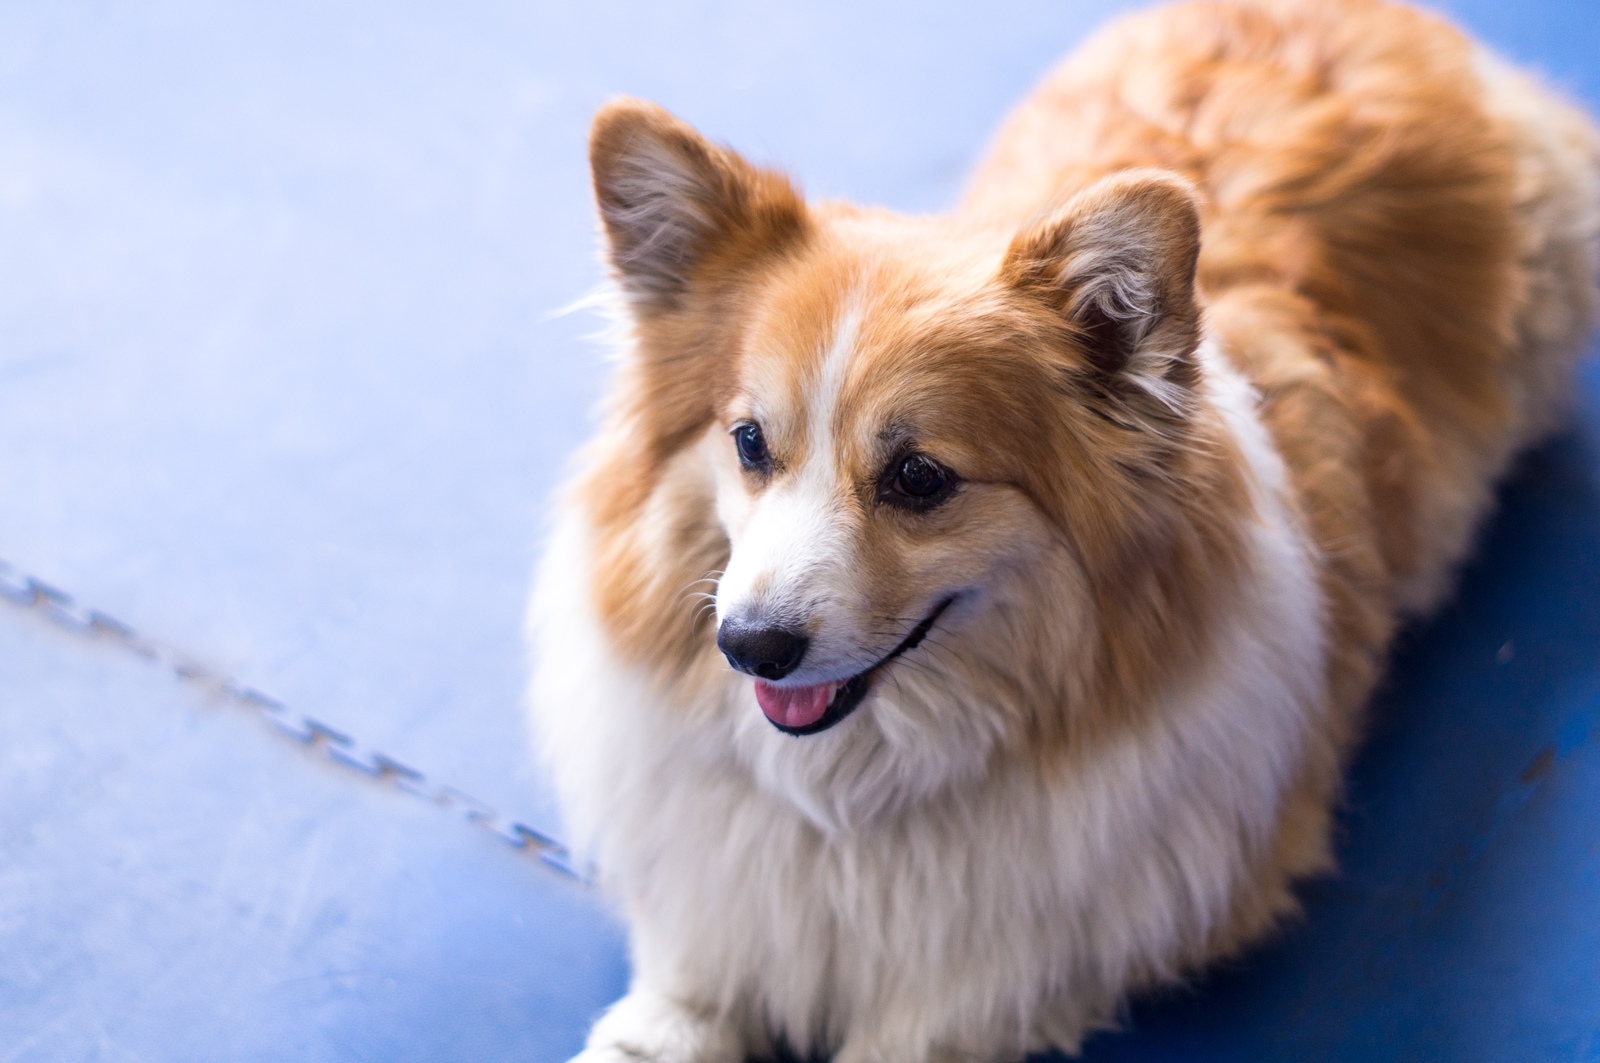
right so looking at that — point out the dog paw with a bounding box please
[565,1048,643,1063]
[572,990,744,1063]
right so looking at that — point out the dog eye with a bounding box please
[885,452,957,509]
[732,422,770,471]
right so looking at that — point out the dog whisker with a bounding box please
[532,9,1584,1055]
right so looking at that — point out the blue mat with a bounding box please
[0,2,1596,1060]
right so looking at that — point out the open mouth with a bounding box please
[754,597,954,736]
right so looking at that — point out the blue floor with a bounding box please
[0,2,1596,1060]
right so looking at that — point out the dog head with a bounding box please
[584,100,1239,824]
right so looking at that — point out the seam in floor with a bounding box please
[0,554,586,883]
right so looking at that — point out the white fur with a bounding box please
[528,331,1327,1061]
[531,29,1600,1063]
[715,307,876,686]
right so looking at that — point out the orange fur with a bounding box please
[546,0,1600,1052]
[966,0,1599,948]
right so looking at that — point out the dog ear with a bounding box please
[590,99,808,310]
[1001,170,1203,414]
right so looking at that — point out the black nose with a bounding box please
[716,620,809,680]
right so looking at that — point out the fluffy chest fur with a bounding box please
[534,344,1324,1057]
[529,1,1600,1060]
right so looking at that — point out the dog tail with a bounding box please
[1476,49,1600,450]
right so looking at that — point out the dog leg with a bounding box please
[568,989,746,1063]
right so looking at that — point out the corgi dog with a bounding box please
[529,0,1600,1059]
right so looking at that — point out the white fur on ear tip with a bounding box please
[1006,172,1202,411]
[589,102,807,312]
[596,134,719,303]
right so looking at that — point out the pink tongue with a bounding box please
[754,679,838,729]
